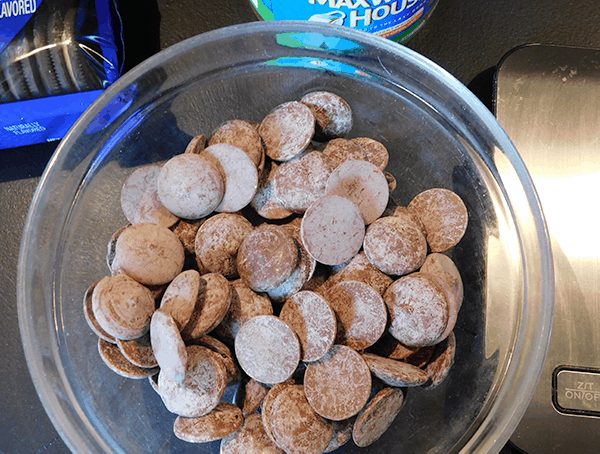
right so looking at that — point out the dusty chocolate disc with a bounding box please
[173,401,243,443]
[425,331,456,388]
[159,269,201,330]
[385,171,397,192]
[117,331,157,368]
[237,224,299,292]
[317,251,392,297]
[266,222,316,303]
[383,272,449,347]
[195,212,253,278]
[389,205,427,236]
[115,222,185,286]
[352,387,405,447]
[279,290,337,362]
[301,195,365,266]
[408,188,468,253]
[157,153,225,219]
[171,218,205,255]
[121,165,178,228]
[83,281,116,343]
[201,143,259,213]
[234,315,300,385]
[106,225,129,273]
[352,137,389,171]
[424,271,459,343]
[323,280,387,351]
[221,413,284,454]
[363,215,427,276]
[304,345,372,421]
[250,158,294,220]
[91,274,155,340]
[181,273,234,339]
[404,345,436,368]
[301,91,353,140]
[268,384,334,454]
[272,150,334,213]
[184,134,207,154]
[148,372,160,394]
[158,344,227,417]
[325,159,389,224]
[150,309,187,384]
[259,101,315,162]
[213,280,273,346]
[369,331,419,360]
[234,378,269,417]
[421,252,464,310]
[302,263,330,293]
[145,282,168,304]
[98,338,158,379]
[261,381,296,444]
[362,353,429,387]
[323,417,355,453]
[209,119,264,167]
[369,331,435,368]
[322,138,365,169]
[187,334,241,385]
[135,187,179,228]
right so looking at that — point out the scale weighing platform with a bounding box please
[495,44,600,452]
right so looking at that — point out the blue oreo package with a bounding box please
[0,0,124,149]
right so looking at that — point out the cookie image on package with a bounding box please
[12,26,48,100]
[0,3,104,105]
[33,11,64,96]
[61,8,103,92]
[0,31,31,101]
[47,7,77,93]
[0,67,15,103]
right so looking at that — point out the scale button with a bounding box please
[555,369,600,415]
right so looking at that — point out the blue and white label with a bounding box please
[261,0,437,41]
[0,0,42,54]
[0,0,37,18]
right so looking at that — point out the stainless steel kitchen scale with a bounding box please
[495,44,600,453]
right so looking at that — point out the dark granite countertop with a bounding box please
[1,1,598,452]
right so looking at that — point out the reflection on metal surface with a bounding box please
[496,44,600,453]
[533,173,600,258]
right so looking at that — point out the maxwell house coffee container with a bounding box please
[249,0,439,43]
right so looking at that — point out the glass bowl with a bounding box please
[18,21,553,453]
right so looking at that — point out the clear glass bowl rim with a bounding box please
[17,20,554,454]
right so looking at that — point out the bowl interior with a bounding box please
[18,21,553,453]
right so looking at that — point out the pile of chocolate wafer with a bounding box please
[84,91,467,452]
[0,2,102,104]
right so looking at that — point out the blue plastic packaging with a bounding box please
[0,0,124,149]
